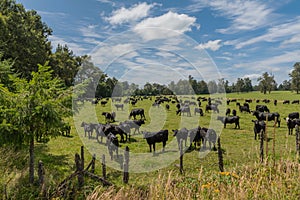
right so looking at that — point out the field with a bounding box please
[1,91,300,199]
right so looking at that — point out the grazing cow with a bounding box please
[256,105,270,113]
[194,107,204,116]
[102,112,116,123]
[143,130,169,153]
[81,122,93,138]
[243,103,250,109]
[286,118,300,135]
[245,99,252,103]
[129,108,146,120]
[205,104,219,113]
[103,124,128,142]
[287,112,300,120]
[239,105,251,113]
[274,99,277,106]
[121,119,145,135]
[283,100,290,104]
[252,111,281,127]
[114,104,124,111]
[201,127,217,150]
[256,99,260,103]
[262,99,270,103]
[60,122,71,137]
[101,101,108,106]
[106,133,119,160]
[292,100,300,104]
[226,108,231,116]
[172,128,188,149]
[188,126,203,149]
[131,99,137,106]
[94,123,107,143]
[176,103,181,110]
[165,104,170,110]
[217,116,240,129]
[232,109,237,116]
[252,120,266,140]
[176,106,191,116]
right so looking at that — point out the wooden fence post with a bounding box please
[260,131,264,163]
[217,137,224,172]
[38,160,46,196]
[75,153,84,188]
[81,146,84,170]
[102,154,106,179]
[123,146,129,184]
[296,125,300,157]
[179,139,184,174]
[272,119,276,167]
[91,154,96,174]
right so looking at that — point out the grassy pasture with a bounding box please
[1,91,300,199]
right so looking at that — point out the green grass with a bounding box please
[1,91,300,199]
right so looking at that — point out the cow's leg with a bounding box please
[149,144,152,152]
[162,141,166,152]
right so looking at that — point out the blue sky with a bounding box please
[16,0,300,86]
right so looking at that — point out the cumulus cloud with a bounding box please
[106,2,156,25]
[196,40,222,51]
[133,11,198,41]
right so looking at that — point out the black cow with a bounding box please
[232,109,237,116]
[165,104,170,110]
[252,120,266,140]
[60,122,71,137]
[172,128,188,149]
[176,106,191,116]
[102,112,116,123]
[101,101,108,106]
[106,133,119,160]
[121,119,145,135]
[239,105,251,113]
[245,99,252,103]
[194,107,204,116]
[81,122,93,138]
[95,123,107,143]
[205,104,219,113]
[114,104,124,111]
[225,108,231,116]
[201,127,217,150]
[129,108,146,120]
[292,100,300,104]
[256,105,270,113]
[217,116,240,129]
[287,112,300,120]
[103,124,128,142]
[143,130,169,153]
[188,126,203,149]
[252,111,281,127]
[283,100,290,104]
[286,118,300,135]
[274,99,277,106]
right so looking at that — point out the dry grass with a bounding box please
[87,159,300,200]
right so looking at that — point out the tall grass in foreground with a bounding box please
[87,159,300,200]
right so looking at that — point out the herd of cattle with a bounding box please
[79,96,300,160]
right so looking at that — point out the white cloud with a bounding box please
[226,16,300,49]
[191,0,274,33]
[196,40,222,51]
[133,11,198,41]
[233,50,300,71]
[106,2,156,25]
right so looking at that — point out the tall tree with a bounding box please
[49,44,83,87]
[289,62,300,94]
[243,77,253,92]
[0,0,52,79]
[0,62,72,183]
[235,78,244,93]
[257,72,276,94]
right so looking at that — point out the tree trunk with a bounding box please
[29,136,35,184]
